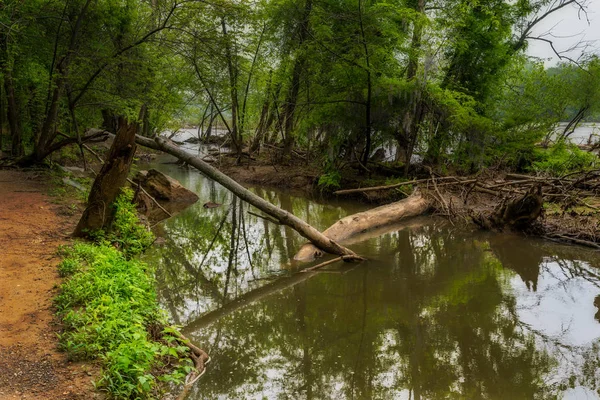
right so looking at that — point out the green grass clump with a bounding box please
[90,188,155,258]
[56,191,192,399]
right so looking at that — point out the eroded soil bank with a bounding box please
[0,170,98,399]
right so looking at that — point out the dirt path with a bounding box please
[0,170,98,399]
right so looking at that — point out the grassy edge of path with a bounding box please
[55,189,193,399]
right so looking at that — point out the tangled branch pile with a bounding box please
[336,170,600,249]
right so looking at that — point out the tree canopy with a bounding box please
[0,0,598,174]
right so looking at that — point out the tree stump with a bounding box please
[73,117,138,237]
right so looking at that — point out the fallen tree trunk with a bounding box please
[134,135,361,260]
[294,192,431,261]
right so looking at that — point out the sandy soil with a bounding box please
[0,170,99,399]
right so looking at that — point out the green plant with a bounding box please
[90,188,155,258]
[532,142,598,176]
[55,191,190,399]
[318,171,342,191]
[56,242,191,399]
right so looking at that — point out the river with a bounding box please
[141,156,600,400]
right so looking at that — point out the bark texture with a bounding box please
[73,118,137,236]
[294,192,430,261]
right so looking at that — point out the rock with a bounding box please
[132,169,199,223]
[134,169,198,203]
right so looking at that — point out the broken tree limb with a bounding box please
[173,330,210,400]
[73,119,137,237]
[134,135,360,259]
[333,176,459,195]
[472,186,544,231]
[294,191,431,261]
[301,255,360,273]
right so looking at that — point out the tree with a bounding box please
[74,117,138,236]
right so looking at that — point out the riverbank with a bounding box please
[208,151,600,249]
[51,138,600,248]
[0,170,99,399]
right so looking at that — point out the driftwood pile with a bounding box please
[335,170,600,249]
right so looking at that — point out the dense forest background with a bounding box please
[1,0,599,178]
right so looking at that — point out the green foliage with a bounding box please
[56,190,189,399]
[531,142,598,176]
[56,243,191,398]
[2,0,598,174]
[91,188,154,258]
[317,171,342,191]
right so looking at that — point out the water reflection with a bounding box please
[142,162,600,400]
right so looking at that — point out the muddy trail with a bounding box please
[0,170,98,399]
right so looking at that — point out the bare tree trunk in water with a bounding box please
[73,117,138,237]
[135,135,360,259]
[223,196,238,300]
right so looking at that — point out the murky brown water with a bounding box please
[142,159,600,400]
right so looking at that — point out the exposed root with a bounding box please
[393,170,600,249]
[173,331,210,400]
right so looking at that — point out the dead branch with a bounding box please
[135,135,360,259]
[71,134,173,219]
[333,176,462,195]
[173,331,210,400]
[301,255,365,273]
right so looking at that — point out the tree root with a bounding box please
[173,331,210,400]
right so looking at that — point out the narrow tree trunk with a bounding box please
[139,104,151,137]
[559,105,588,141]
[400,0,425,176]
[358,0,372,166]
[4,70,22,157]
[135,135,360,259]
[73,117,138,237]
[221,17,241,155]
[250,72,274,153]
[281,0,313,157]
[101,109,119,133]
[0,74,3,152]
[35,0,93,163]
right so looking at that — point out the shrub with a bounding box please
[56,191,191,399]
[532,142,598,176]
[90,188,154,258]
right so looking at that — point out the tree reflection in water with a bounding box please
[142,166,600,399]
